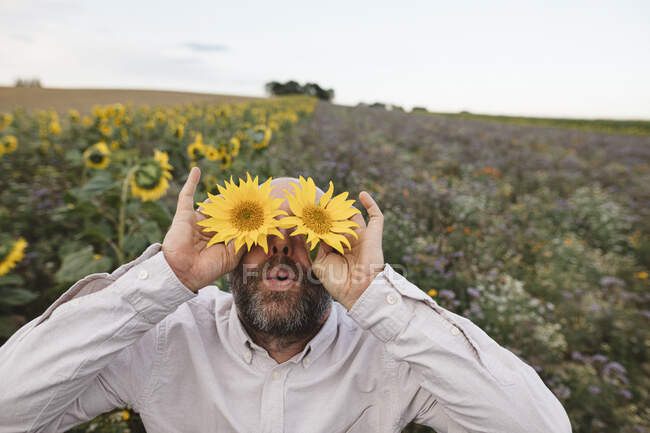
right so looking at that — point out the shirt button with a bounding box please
[386,293,398,305]
[450,326,461,336]
[272,371,281,381]
[303,356,311,367]
[242,350,252,363]
[138,270,149,280]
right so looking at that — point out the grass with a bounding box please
[428,111,650,136]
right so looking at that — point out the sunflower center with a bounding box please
[302,205,332,234]
[230,200,265,231]
[134,161,163,190]
[252,130,265,142]
[90,152,105,163]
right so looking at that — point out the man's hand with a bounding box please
[312,191,385,310]
[162,167,244,293]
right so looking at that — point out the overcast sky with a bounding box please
[1,0,649,119]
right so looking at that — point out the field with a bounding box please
[0,86,260,114]
[432,111,650,136]
[0,94,648,433]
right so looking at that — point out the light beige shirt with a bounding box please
[0,243,571,433]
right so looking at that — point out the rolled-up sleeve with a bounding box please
[0,243,195,433]
[347,264,572,433]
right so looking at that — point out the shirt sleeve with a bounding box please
[0,243,196,433]
[346,264,572,433]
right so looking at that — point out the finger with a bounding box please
[314,241,333,263]
[226,238,245,263]
[176,166,201,215]
[350,207,366,230]
[359,191,383,231]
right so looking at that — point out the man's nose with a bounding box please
[269,229,293,256]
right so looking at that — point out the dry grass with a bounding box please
[0,87,263,114]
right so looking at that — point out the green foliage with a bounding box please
[265,80,335,101]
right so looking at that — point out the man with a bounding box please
[0,167,572,432]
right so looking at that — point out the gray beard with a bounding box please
[228,254,332,340]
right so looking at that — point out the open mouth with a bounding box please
[263,265,298,291]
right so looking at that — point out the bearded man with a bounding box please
[0,167,572,432]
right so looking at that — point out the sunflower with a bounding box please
[0,113,13,131]
[219,151,232,169]
[130,150,173,202]
[187,133,205,160]
[174,122,185,139]
[196,173,293,253]
[83,141,111,169]
[99,123,112,137]
[1,135,18,154]
[250,125,272,149]
[49,120,62,135]
[204,145,220,161]
[281,176,360,254]
[229,136,240,157]
[68,109,80,123]
[0,237,28,276]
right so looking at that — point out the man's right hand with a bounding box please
[162,167,244,293]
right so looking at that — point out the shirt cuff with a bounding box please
[347,263,451,342]
[108,245,196,324]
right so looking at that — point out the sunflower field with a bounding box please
[1,97,649,433]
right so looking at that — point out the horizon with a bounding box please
[3,85,649,122]
[1,0,649,119]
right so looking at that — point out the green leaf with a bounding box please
[124,232,149,258]
[59,240,87,257]
[82,171,118,195]
[55,246,112,284]
[142,201,172,228]
[0,274,24,287]
[126,201,142,218]
[64,149,83,165]
[79,221,113,244]
[140,220,162,244]
[0,287,38,306]
[0,315,20,338]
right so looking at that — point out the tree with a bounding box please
[265,80,335,102]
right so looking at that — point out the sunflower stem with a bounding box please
[106,239,121,263]
[117,166,138,263]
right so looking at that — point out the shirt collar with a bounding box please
[226,299,338,367]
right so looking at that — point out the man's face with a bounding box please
[228,178,332,339]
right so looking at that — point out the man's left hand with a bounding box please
[312,191,385,310]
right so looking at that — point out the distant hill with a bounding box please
[0,87,262,114]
